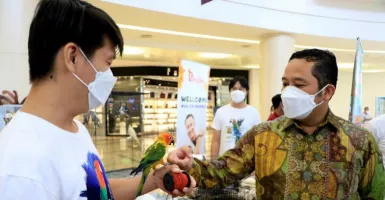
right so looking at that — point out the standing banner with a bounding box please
[176,60,210,155]
[201,0,213,5]
[349,37,364,124]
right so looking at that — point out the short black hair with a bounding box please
[271,94,282,109]
[289,49,338,89]
[229,76,249,91]
[185,114,194,123]
[28,0,124,82]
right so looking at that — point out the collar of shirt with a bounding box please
[281,109,339,132]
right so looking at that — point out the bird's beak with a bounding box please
[170,140,175,146]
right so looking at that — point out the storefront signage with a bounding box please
[176,60,210,156]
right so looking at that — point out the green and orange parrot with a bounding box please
[130,133,175,197]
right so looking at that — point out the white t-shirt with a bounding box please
[363,114,385,166]
[0,112,114,200]
[212,104,261,155]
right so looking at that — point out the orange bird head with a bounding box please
[158,133,175,146]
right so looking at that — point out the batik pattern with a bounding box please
[189,111,385,200]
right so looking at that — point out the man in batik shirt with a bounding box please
[168,49,385,200]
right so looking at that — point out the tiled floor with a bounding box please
[93,129,215,172]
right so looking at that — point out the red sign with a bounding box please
[188,69,204,83]
[201,0,213,5]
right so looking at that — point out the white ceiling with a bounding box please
[90,0,385,72]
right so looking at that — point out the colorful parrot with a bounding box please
[230,119,243,142]
[130,133,175,197]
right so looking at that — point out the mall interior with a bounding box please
[1,0,385,195]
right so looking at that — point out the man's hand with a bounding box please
[167,146,194,171]
[153,164,196,197]
[0,90,19,105]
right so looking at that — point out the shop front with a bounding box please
[76,66,249,171]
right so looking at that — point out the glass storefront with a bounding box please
[74,66,249,171]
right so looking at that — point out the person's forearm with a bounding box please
[191,130,256,189]
[189,153,253,189]
[109,174,158,200]
[210,141,219,161]
[210,131,221,161]
[195,137,202,154]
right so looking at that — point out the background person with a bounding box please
[354,106,372,127]
[363,114,385,166]
[168,49,385,199]
[210,76,261,160]
[362,106,372,123]
[267,94,283,121]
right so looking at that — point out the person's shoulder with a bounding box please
[0,112,42,140]
[370,114,385,126]
[245,105,259,113]
[214,104,231,115]
[334,115,376,150]
[218,104,231,111]
[246,119,277,136]
[0,133,50,182]
[250,115,290,134]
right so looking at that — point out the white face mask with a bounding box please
[73,49,117,110]
[231,90,246,104]
[281,85,328,120]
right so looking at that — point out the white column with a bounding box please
[0,0,38,100]
[248,68,259,110]
[259,35,295,120]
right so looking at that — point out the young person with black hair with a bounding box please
[210,76,261,160]
[168,49,385,199]
[267,94,283,121]
[0,1,195,199]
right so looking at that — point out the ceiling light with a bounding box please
[363,69,385,73]
[338,63,354,69]
[118,24,260,44]
[294,45,385,54]
[124,46,145,55]
[200,52,231,58]
[245,65,260,69]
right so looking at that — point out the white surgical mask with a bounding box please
[231,90,246,104]
[281,85,328,120]
[73,49,117,110]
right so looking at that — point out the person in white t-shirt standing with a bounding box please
[363,114,385,166]
[0,1,195,200]
[210,76,261,160]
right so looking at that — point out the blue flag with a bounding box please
[348,38,363,124]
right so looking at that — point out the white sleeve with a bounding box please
[363,123,377,141]
[212,109,222,131]
[365,117,385,166]
[0,176,56,200]
[254,109,261,125]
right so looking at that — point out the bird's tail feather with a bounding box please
[130,162,147,176]
[136,166,151,197]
